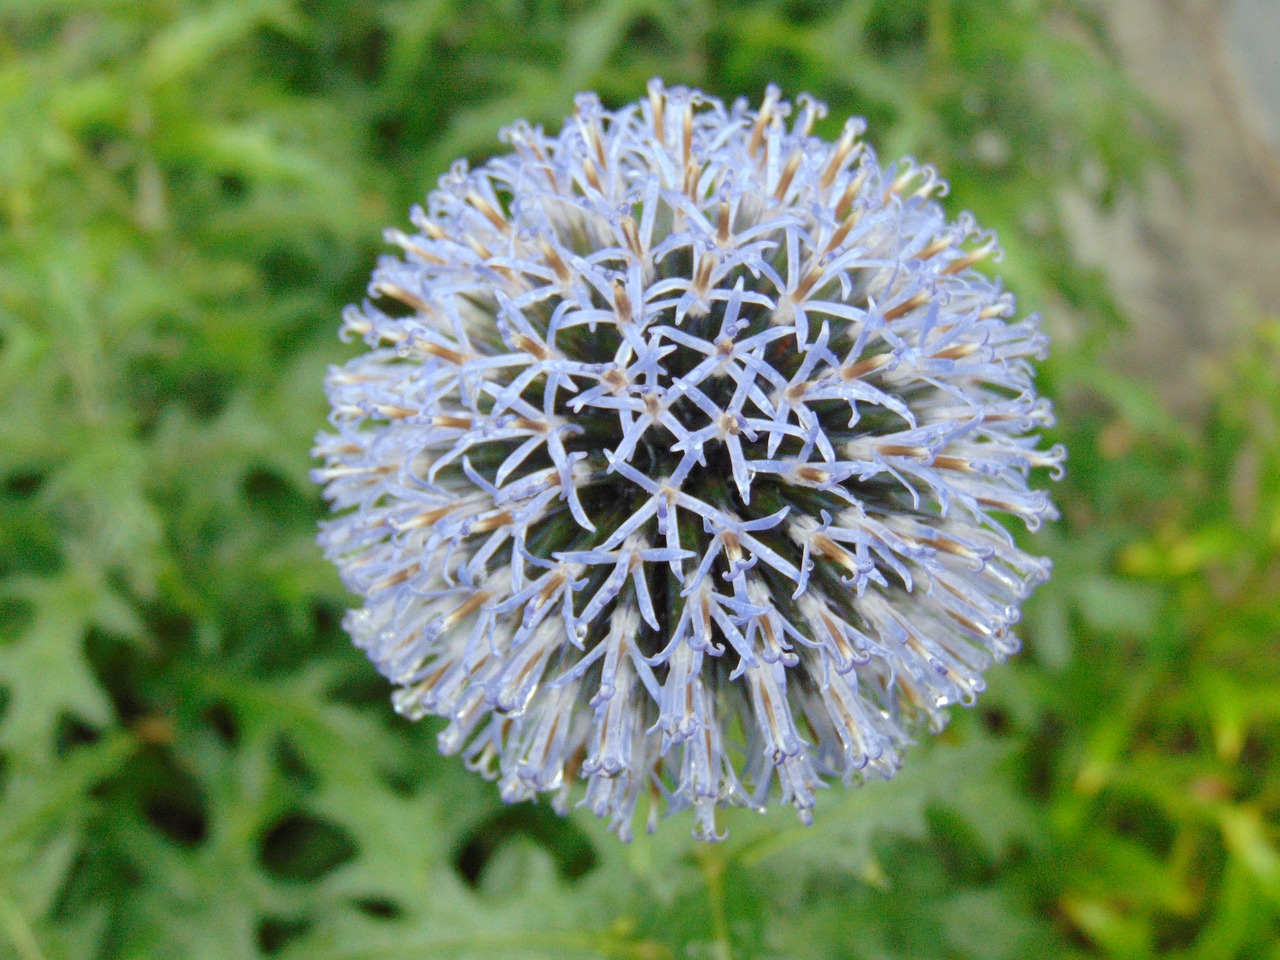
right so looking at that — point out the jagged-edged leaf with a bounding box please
[0,570,135,761]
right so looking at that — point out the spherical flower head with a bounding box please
[313,81,1064,841]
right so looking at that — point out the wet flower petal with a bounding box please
[314,81,1062,841]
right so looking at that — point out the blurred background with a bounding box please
[1,1,1278,958]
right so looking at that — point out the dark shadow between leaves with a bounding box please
[258,915,311,955]
[259,811,357,882]
[453,805,597,888]
[354,896,403,921]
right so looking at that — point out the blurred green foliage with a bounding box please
[1,1,1276,958]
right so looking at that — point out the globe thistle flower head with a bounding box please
[313,81,1064,841]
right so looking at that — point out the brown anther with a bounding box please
[920,537,978,560]
[563,742,586,784]
[511,642,551,687]
[464,234,494,262]
[820,129,862,190]
[469,512,513,535]
[388,230,446,265]
[538,163,558,191]
[430,414,473,430]
[581,114,607,168]
[756,669,782,731]
[582,155,602,193]
[918,235,952,260]
[539,719,566,767]
[466,191,510,234]
[905,635,933,664]
[660,483,679,509]
[817,607,858,662]
[841,353,892,380]
[810,534,836,559]
[693,250,717,295]
[682,156,701,201]
[538,239,572,284]
[395,503,461,533]
[828,693,860,751]
[721,530,742,560]
[912,174,941,200]
[883,165,922,202]
[510,416,550,433]
[313,463,391,481]
[420,340,471,365]
[796,103,819,140]
[649,84,666,146]
[932,455,974,472]
[612,279,633,322]
[748,88,778,158]
[718,412,741,436]
[333,400,366,417]
[602,368,629,393]
[512,333,554,361]
[946,609,992,637]
[936,576,962,604]
[373,282,431,315]
[793,264,825,302]
[523,135,549,164]
[682,102,694,165]
[977,496,1017,513]
[445,590,495,628]
[978,302,1009,319]
[643,392,662,417]
[716,201,732,247]
[716,337,735,357]
[822,211,859,257]
[835,168,869,221]
[878,444,929,459]
[898,674,927,711]
[795,464,830,484]
[369,563,420,593]
[882,290,930,322]
[406,661,449,698]
[944,242,995,275]
[1028,450,1060,469]
[932,342,979,361]
[330,355,374,376]
[784,380,810,403]
[759,610,779,647]
[537,569,568,607]
[619,215,645,262]
[423,221,447,240]
[374,403,418,419]
[774,150,802,201]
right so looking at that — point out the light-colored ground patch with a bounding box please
[1065,0,1280,413]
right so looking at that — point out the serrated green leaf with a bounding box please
[729,737,1017,874]
[0,570,129,761]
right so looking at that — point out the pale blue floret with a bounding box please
[313,80,1063,841]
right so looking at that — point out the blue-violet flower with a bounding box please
[313,81,1064,841]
